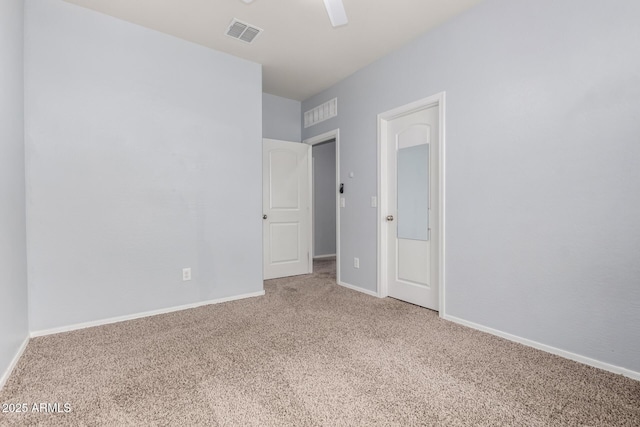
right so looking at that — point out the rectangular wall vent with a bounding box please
[304,98,337,128]
[225,19,262,44]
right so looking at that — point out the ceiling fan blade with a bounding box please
[323,0,348,27]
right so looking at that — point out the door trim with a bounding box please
[377,93,446,316]
[303,129,341,283]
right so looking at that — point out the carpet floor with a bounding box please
[1,259,638,426]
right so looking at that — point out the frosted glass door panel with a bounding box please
[397,143,429,241]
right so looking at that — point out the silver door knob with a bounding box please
[386,215,394,221]
[263,214,267,220]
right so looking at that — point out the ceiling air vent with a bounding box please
[225,19,262,44]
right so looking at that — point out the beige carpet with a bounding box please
[1,259,638,426]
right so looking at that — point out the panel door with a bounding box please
[386,106,439,310]
[263,139,311,280]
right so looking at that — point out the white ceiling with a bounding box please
[63,0,484,101]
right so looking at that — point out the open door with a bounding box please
[263,139,312,280]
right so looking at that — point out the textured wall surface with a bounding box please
[263,93,301,142]
[302,0,640,372]
[26,0,263,331]
[313,141,336,257]
[0,0,29,385]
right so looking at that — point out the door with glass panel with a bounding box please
[386,105,439,310]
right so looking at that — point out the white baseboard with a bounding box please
[30,290,266,338]
[0,337,29,391]
[443,314,640,381]
[338,281,380,298]
[313,254,337,260]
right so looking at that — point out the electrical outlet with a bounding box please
[354,257,360,268]
[182,268,191,281]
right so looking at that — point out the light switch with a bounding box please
[340,197,346,208]
[371,196,377,208]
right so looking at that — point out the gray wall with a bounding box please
[25,0,263,331]
[0,0,29,383]
[302,0,640,372]
[313,141,336,257]
[263,93,301,141]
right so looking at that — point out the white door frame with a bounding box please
[303,129,341,282]
[377,93,446,316]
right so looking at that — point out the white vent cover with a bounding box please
[225,19,262,43]
[304,98,337,128]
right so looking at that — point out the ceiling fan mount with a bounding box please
[322,0,348,27]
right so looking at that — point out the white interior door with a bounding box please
[386,105,439,310]
[263,139,312,280]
